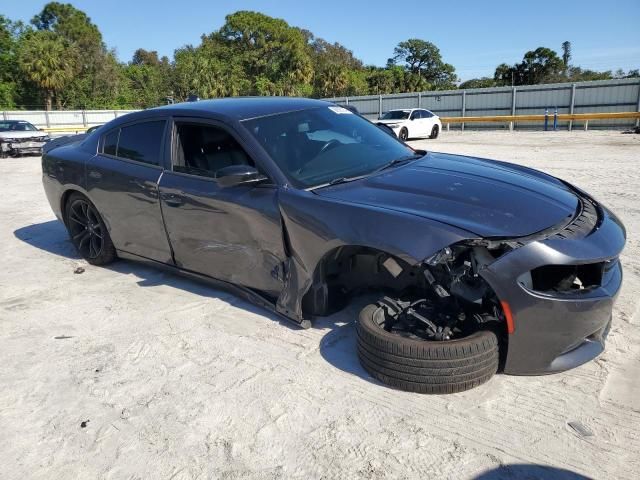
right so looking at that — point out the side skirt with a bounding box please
[116,249,311,329]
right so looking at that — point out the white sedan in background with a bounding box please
[376,108,442,141]
[0,120,50,157]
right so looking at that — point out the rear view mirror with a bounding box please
[215,165,268,187]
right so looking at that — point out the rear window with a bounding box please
[117,121,165,164]
[102,121,165,165]
[103,130,118,156]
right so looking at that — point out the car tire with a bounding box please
[399,127,409,141]
[64,192,117,266]
[356,303,499,394]
[430,125,439,139]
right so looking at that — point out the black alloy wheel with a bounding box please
[68,198,104,259]
[65,193,117,265]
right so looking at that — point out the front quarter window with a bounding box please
[244,106,414,188]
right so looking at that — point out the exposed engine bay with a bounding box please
[375,244,507,341]
[304,242,509,341]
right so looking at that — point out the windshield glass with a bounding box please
[0,121,38,132]
[244,106,414,188]
[380,110,410,120]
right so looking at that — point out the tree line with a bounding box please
[0,3,637,110]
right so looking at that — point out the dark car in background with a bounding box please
[41,98,625,393]
[0,120,50,157]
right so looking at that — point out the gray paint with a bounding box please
[41,97,626,375]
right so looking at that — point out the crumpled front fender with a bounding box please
[275,188,477,322]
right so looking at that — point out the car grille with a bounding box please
[2,136,46,143]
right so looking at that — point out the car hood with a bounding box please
[376,119,407,125]
[0,131,48,139]
[314,152,579,237]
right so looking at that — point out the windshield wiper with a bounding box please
[374,153,424,173]
[328,177,350,185]
[308,153,425,191]
[307,174,367,191]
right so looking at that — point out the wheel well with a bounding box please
[301,244,510,368]
[301,246,425,317]
[60,189,83,225]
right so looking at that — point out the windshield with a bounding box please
[0,121,38,132]
[380,110,410,120]
[244,106,414,188]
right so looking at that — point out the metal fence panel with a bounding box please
[2,109,140,128]
[5,111,48,125]
[46,110,85,126]
[4,79,639,131]
[327,78,640,129]
[423,92,462,115]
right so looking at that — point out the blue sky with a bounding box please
[6,0,640,80]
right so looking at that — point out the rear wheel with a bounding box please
[64,193,117,265]
[357,302,499,394]
[399,127,409,141]
[430,125,439,139]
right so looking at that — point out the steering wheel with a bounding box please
[319,139,341,155]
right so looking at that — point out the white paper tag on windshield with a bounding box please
[328,106,352,114]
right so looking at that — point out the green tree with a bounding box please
[567,67,612,81]
[519,47,564,84]
[131,48,162,66]
[215,11,313,96]
[0,15,21,107]
[561,41,571,76]
[123,48,173,107]
[493,63,515,86]
[494,48,564,86]
[17,30,76,109]
[31,2,123,109]
[388,39,457,90]
[306,34,364,97]
[459,77,496,89]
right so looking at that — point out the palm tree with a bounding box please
[561,41,572,78]
[18,30,76,110]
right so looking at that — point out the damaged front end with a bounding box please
[376,242,509,343]
[0,135,49,157]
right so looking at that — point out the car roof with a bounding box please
[117,97,333,124]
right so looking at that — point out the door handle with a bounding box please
[162,193,184,207]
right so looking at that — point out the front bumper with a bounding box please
[480,204,625,375]
[1,139,48,156]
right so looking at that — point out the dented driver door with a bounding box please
[158,119,287,297]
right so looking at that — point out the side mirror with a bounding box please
[215,165,268,187]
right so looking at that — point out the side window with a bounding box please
[410,110,420,120]
[103,129,119,156]
[117,121,165,165]
[173,123,254,177]
[422,110,434,118]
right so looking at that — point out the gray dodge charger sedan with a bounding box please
[42,98,625,394]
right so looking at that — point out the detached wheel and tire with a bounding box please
[399,128,409,141]
[65,192,117,265]
[356,303,499,394]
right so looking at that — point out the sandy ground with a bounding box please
[1,130,639,480]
